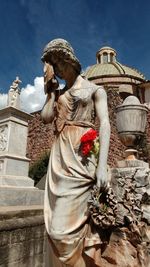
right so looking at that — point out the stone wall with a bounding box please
[146,111,150,145]
[27,112,55,164]
[107,89,124,166]
[0,206,46,267]
[146,110,150,164]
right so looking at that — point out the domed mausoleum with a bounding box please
[83,46,146,100]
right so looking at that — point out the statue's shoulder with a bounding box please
[81,77,104,94]
[70,76,104,100]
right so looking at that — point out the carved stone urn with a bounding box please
[116,96,149,167]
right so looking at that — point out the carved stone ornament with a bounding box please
[89,168,150,229]
[7,77,22,108]
[0,125,8,151]
[10,77,21,91]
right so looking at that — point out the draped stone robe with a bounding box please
[44,79,103,267]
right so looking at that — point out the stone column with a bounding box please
[100,54,103,64]
[108,52,110,63]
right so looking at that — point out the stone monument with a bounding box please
[0,78,44,206]
[0,78,45,267]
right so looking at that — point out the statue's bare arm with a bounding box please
[94,88,111,188]
[41,63,58,123]
[41,90,56,123]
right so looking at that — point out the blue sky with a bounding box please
[0,0,150,110]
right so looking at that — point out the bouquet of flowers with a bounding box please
[80,129,118,229]
[80,129,99,158]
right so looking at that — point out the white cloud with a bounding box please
[21,77,65,113]
[0,76,65,113]
[20,76,46,113]
[0,93,7,109]
[0,77,45,113]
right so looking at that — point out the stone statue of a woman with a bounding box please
[41,39,110,267]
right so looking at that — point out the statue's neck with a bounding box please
[66,74,83,90]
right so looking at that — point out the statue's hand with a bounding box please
[95,166,109,189]
[44,63,59,94]
[46,77,59,94]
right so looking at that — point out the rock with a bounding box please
[100,227,150,267]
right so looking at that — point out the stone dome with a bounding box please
[83,46,145,83]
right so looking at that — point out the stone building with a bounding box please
[27,46,150,168]
[83,46,146,99]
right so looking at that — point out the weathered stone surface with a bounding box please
[117,159,149,168]
[100,227,150,267]
[0,175,34,187]
[111,167,150,225]
[0,206,46,267]
[88,167,150,266]
[0,187,44,206]
[0,107,44,207]
[146,111,150,165]
[142,205,150,224]
[0,106,33,187]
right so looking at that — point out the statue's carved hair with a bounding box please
[41,38,81,74]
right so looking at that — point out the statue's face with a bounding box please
[53,60,65,79]
[49,54,71,81]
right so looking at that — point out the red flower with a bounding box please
[80,129,99,156]
[80,129,98,143]
[81,141,93,155]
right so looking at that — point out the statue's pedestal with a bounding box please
[0,107,44,206]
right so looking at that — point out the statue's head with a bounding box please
[41,38,81,74]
